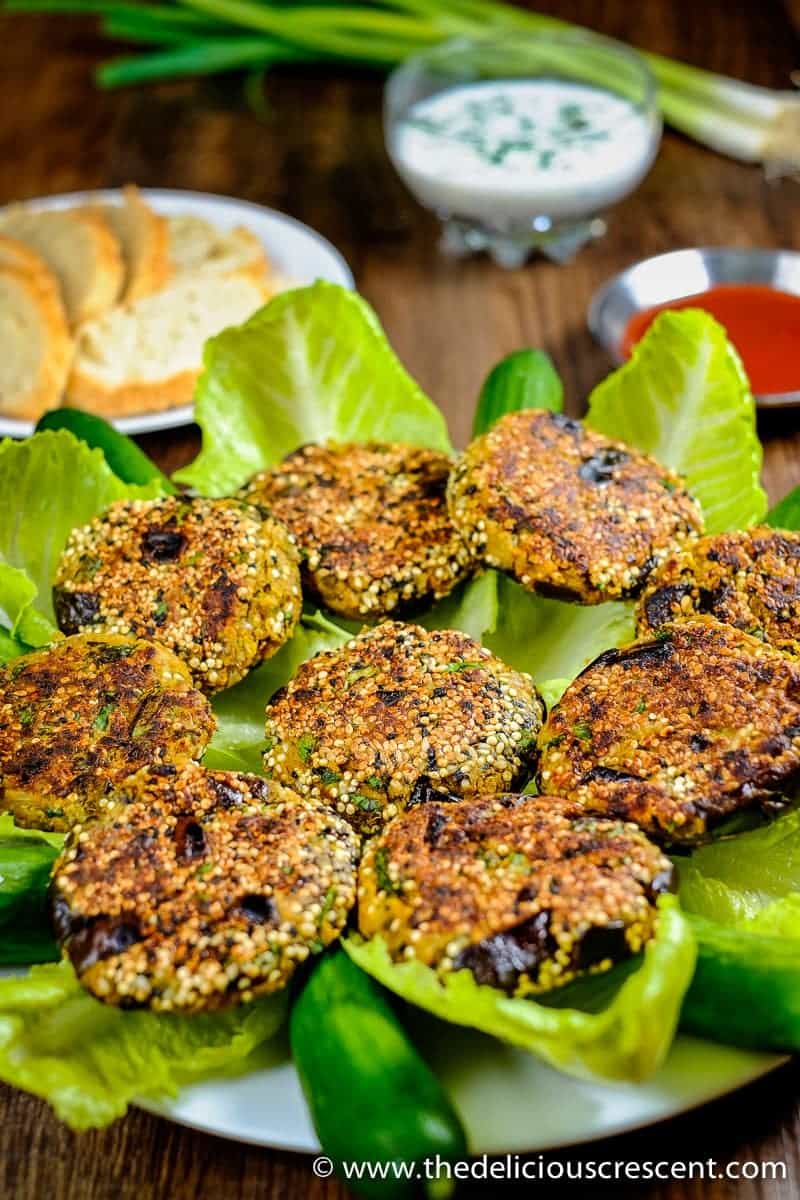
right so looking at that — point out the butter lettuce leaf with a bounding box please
[345,897,695,1083]
[586,310,766,533]
[0,431,162,624]
[175,283,452,496]
[0,961,287,1130]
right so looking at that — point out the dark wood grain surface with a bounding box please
[2,2,800,1196]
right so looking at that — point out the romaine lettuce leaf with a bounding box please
[484,575,636,684]
[0,961,287,1130]
[345,897,695,1083]
[766,485,800,530]
[0,563,56,648]
[586,310,766,533]
[175,283,452,497]
[0,431,162,624]
[204,611,350,773]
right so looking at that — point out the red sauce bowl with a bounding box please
[588,248,800,407]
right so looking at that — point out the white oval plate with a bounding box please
[0,188,354,440]
[142,1017,784,1155]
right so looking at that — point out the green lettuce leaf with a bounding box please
[175,283,452,496]
[484,575,636,684]
[419,570,499,642]
[766,485,800,530]
[0,628,27,663]
[204,611,350,773]
[0,431,163,623]
[0,563,56,648]
[345,897,695,1083]
[0,961,287,1130]
[586,310,766,533]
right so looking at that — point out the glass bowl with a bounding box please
[384,31,661,267]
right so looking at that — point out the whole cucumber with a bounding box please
[290,948,467,1199]
[35,408,175,492]
[472,348,563,437]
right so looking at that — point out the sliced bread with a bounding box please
[168,214,271,285]
[0,263,73,420]
[98,184,171,303]
[67,272,271,417]
[0,207,123,326]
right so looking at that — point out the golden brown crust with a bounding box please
[54,496,302,693]
[538,618,800,843]
[107,185,172,303]
[264,621,544,835]
[50,763,360,1011]
[0,262,73,420]
[448,410,704,603]
[241,442,477,620]
[358,793,672,994]
[636,526,800,657]
[65,365,199,416]
[0,634,215,831]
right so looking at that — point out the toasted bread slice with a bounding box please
[99,185,171,302]
[67,271,271,417]
[168,214,270,285]
[0,263,73,420]
[0,207,123,326]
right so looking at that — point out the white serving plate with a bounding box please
[143,1017,783,1155]
[0,188,354,439]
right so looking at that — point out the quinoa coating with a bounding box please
[0,634,214,832]
[264,621,544,836]
[358,793,672,995]
[239,442,477,620]
[50,762,360,1012]
[538,618,800,844]
[637,527,800,657]
[447,410,703,603]
[53,495,302,693]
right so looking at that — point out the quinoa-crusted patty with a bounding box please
[358,793,672,995]
[0,634,214,832]
[240,442,476,620]
[637,527,800,656]
[538,618,800,844]
[264,621,544,835]
[53,495,302,693]
[447,410,703,603]
[50,762,360,1012]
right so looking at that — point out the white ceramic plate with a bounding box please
[142,1016,784,1155]
[0,188,354,440]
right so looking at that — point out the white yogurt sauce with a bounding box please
[389,79,658,225]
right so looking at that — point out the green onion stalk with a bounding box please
[8,0,800,174]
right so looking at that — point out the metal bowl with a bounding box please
[588,247,800,408]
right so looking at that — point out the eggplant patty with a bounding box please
[358,793,672,995]
[637,526,800,657]
[0,634,214,832]
[264,621,544,835]
[240,442,476,620]
[53,495,302,693]
[538,618,800,844]
[447,410,703,603]
[50,762,360,1012]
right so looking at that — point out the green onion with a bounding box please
[6,0,800,173]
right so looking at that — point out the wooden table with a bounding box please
[2,1,800,1196]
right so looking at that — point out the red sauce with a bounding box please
[621,284,800,395]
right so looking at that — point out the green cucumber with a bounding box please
[35,408,175,492]
[290,948,467,1199]
[472,348,563,437]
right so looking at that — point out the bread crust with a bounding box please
[103,185,171,303]
[0,206,124,326]
[0,261,73,419]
